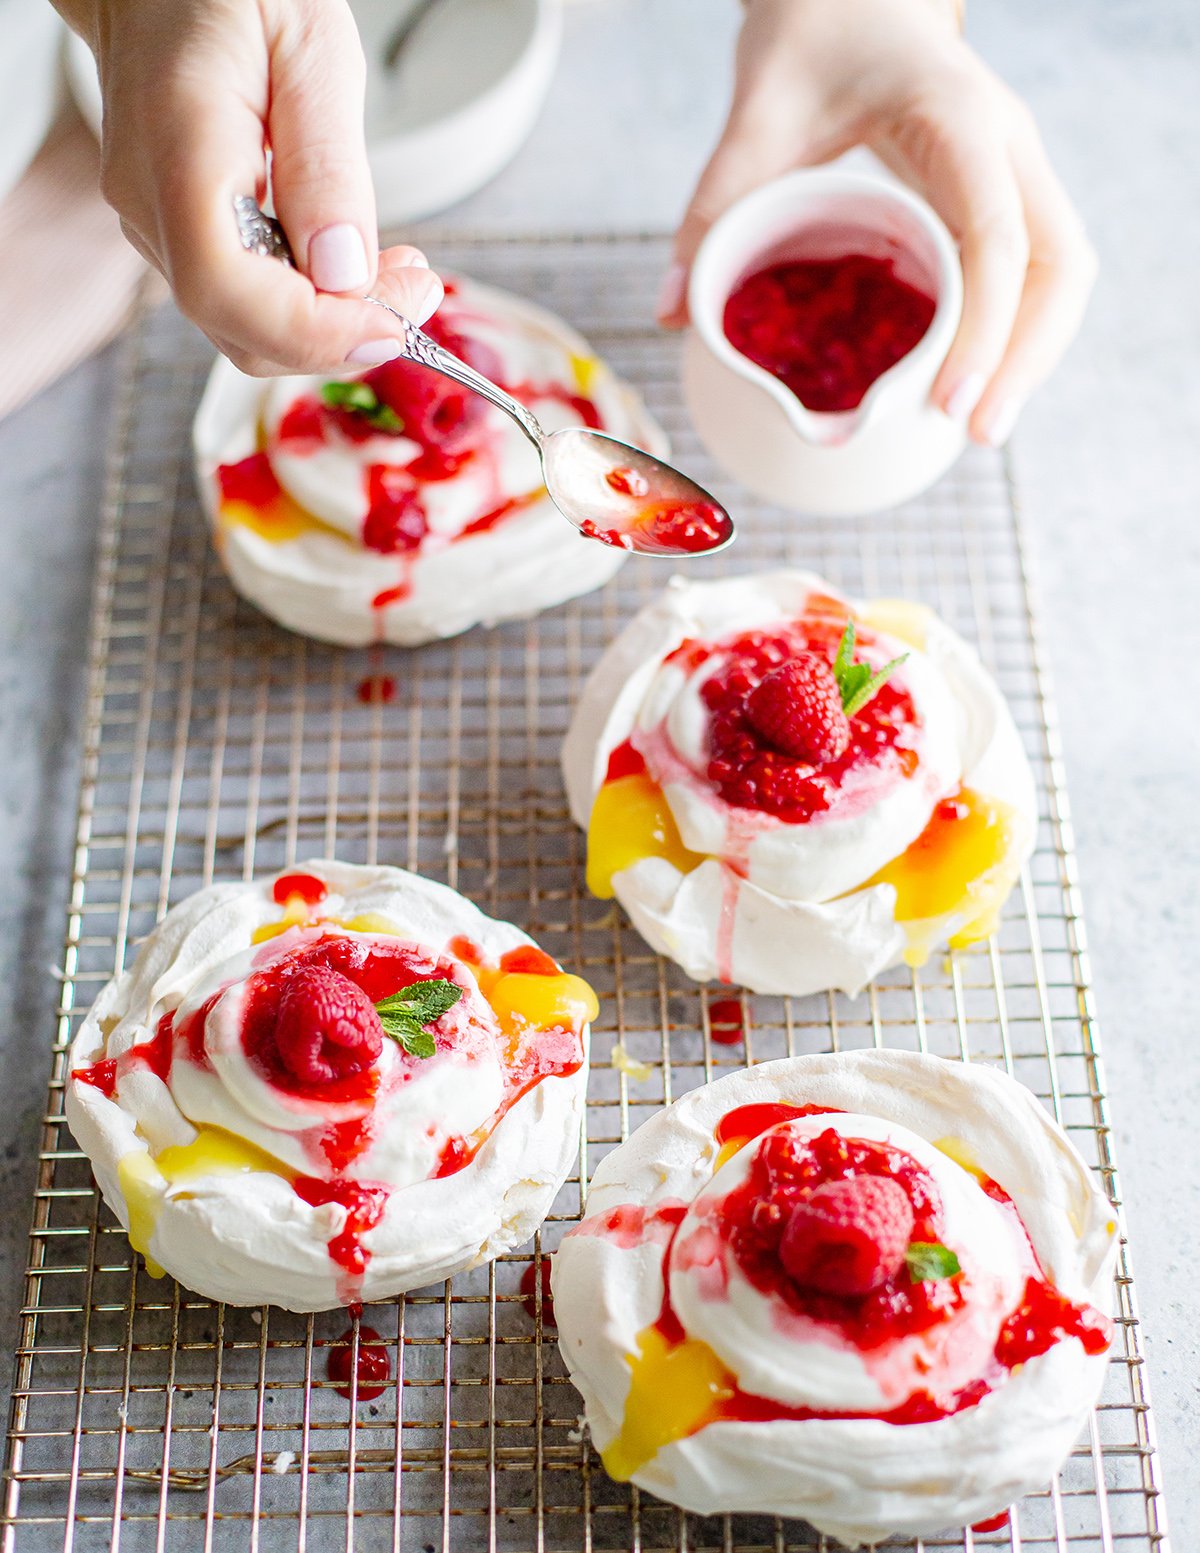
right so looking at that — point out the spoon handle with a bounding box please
[233,197,545,450]
[365,295,545,448]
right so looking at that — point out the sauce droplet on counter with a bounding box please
[707,998,745,1046]
[520,1261,556,1328]
[356,674,396,705]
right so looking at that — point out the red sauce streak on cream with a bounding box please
[449,935,484,965]
[216,452,280,509]
[356,674,396,705]
[294,1177,390,1279]
[707,998,745,1045]
[273,872,329,907]
[371,579,412,611]
[275,396,327,449]
[499,945,560,976]
[604,738,646,782]
[326,1324,391,1401]
[723,254,936,413]
[459,488,545,538]
[72,1057,117,1097]
[713,1102,836,1146]
[520,1261,556,1327]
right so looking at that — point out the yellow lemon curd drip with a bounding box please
[219,487,330,545]
[602,1325,735,1482]
[865,787,1022,965]
[117,1127,292,1278]
[570,352,603,396]
[861,597,934,651]
[478,969,599,1040]
[934,1135,988,1180]
[586,773,705,899]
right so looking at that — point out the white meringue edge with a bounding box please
[64,861,588,1311]
[560,571,1038,997]
[552,1050,1118,1545]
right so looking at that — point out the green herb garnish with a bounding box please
[374,979,462,1059]
[321,379,403,433]
[904,1241,961,1283]
[832,620,908,717]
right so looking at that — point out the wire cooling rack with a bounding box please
[1,233,1169,1553]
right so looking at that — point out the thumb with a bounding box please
[268,2,379,295]
[659,117,795,328]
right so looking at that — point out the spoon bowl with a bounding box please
[540,427,735,557]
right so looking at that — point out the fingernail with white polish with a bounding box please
[405,271,444,325]
[944,371,986,424]
[656,261,688,321]
[346,337,404,366]
[309,223,369,293]
[982,398,1021,447]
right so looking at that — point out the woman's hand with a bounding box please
[661,0,1096,445]
[54,0,443,375]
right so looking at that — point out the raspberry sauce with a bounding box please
[699,617,919,821]
[520,1260,556,1328]
[217,452,280,509]
[707,998,745,1046]
[723,254,936,413]
[581,497,729,556]
[356,674,397,705]
[326,1323,391,1401]
[294,1177,390,1281]
[273,872,329,907]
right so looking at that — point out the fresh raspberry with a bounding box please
[364,319,502,454]
[779,1176,915,1296]
[362,467,428,554]
[746,655,851,764]
[273,964,384,1086]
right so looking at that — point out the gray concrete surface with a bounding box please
[0,0,1194,1541]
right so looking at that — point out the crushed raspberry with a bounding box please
[606,465,650,498]
[723,254,936,413]
[362,466,428,553]
[699,621,918,821]
[273,964,383,1086]
[638,498,728,554]
[363,317,502,454]
[995,1275,1113,1365]
[779,1176,914,1295]
[216,452,280,510]
[746,655,850,764]
[718,1126,957,1348]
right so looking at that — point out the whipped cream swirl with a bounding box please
[552,1051,1117,1546]
[66,861,592,1310]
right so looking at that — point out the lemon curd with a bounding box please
[601,1324,735,1482]
[865,787,1023,964]
[586,772,705,899]
[117,1126,293,1278]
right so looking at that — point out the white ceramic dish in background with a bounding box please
[66,0,561,228]
[683,168,967,518]
[0,2,62,206]
[360,0,562,228]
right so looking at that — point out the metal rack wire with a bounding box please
[1,232,1169,1552]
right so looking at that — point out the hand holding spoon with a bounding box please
[234,199,735,559]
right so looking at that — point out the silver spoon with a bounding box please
[233,198,735,559]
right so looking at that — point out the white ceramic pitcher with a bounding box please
[683,168,966,518]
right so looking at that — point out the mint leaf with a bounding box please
[905,1241,961,1282]
[374,978,462,1059]
[831,620,908,717]
[321,379,403,433]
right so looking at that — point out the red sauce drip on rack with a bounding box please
[707,998,745,1046]
[723,253,936,413]
[520,1261,556,1328]
[356,674,396,705]
[326,1323,391,1401]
